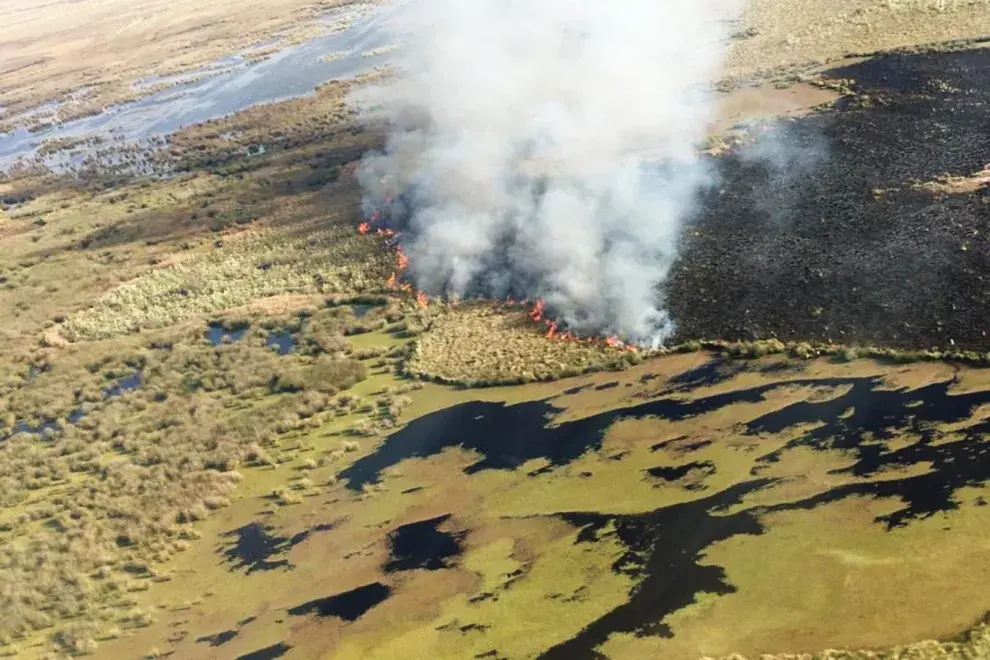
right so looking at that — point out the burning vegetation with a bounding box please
[356,204,636,351]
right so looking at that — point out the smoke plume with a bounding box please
[354,0,742,347]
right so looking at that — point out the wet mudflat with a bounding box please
[668,47,990,352]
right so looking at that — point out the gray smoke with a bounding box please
[353,0,743,347]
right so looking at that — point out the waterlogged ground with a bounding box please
[0,1,398,168]
[85,352,990,660]
[4,2,990,658]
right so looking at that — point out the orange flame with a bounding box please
[360,211,642,349]
[529,299,545,322]
[395,247,409,271]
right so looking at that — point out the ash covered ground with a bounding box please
[668,47,990,352]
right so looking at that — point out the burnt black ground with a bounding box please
[667,48,990,351]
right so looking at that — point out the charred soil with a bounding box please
[669,47,990,352]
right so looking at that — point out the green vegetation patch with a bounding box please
[63,224,393,341]
[405,304,640,387]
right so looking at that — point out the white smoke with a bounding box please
[354,0,743,347]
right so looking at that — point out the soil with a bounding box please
[667,47,990,352]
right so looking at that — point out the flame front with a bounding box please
[358,212,636,351]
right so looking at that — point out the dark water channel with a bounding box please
[287,582,391,621]
[338,374,861,491]
[540,371,990,658]
[236,642,291,660]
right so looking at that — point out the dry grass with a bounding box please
[62,223,392,340]
[725,0,990,83]
[405,310,990,388]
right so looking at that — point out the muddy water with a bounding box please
[0,2,400,165]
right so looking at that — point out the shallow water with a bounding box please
[535,375,990,657]
[236,641,291,660]
[0,2,400,166]
[331,365,990,657]
[220,521,334,574]
[337,375,861,491]
[103,372,142,398]
[383,514,465,573]
[8,372,139,438]
[266,331,296,355]
[206,323,249,346]
[287,582,392,621]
